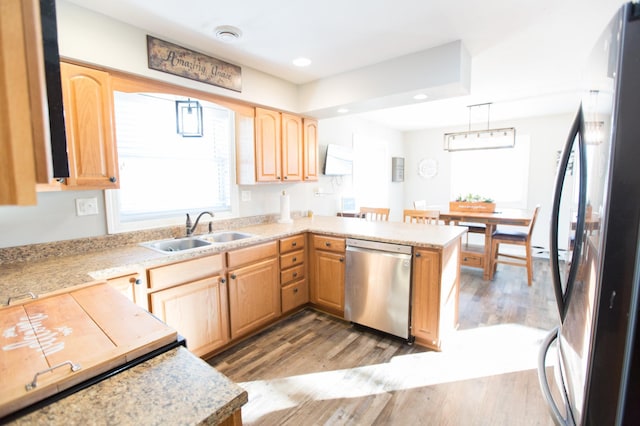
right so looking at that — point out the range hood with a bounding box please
[40,0,69,178]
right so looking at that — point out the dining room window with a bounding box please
[105,91,238,233]
[450,135,531,208]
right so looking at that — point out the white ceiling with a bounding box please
[64,0,627,130]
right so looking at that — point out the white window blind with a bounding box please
[106,92,236,233]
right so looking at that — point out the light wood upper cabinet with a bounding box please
[255,107,282,182]
[59,62,119,189]
[281,113,303,182]
[303,118,319,181]
[243,107,318,184]
[0,0,51,205]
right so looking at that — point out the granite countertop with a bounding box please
[7,346,248,426]
[0,216,467,301]
[0,216,465,424]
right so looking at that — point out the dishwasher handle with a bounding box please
[346,244,412,260]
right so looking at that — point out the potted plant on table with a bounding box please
[450,193,496,213]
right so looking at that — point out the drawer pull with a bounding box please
[292,257,297,262]
[293,272,298,278]
[26,360,81,391]
[293,288,299,294]
[231,274,237,280]
[325,242,331,247]
[292,242,297,247]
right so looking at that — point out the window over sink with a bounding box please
[105,91,238,233]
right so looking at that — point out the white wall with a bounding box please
[56,1,299,113]
[0,114,402,248]
[403,112,575,251]
[0,2,571,249]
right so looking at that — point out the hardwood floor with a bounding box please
[207,258,559,425]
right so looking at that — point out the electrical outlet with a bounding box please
[76,197,99,216]
[241,190,251,202]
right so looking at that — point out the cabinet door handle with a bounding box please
[415,253,421,258]
[133,279,142,285]
[325,241,331,247]
[293,288,299,294]
[277,176,281,180]
[339,257,344,263]
[230,274,237,280]
[284,176,288,180]
[292,242,297,247]
[109,176,117,183]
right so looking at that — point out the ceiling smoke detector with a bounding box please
[215,26,242,42]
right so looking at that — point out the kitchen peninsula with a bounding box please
[0,216,466,423]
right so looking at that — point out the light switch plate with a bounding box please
[76,197,99,216]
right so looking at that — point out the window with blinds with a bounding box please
[105,92,236,233]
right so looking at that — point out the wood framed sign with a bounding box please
[147,35,242,92]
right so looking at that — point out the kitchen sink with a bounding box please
[141,237,212,253]
[204,231,255,243]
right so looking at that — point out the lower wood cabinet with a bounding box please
[280,234,308,313]
[411,240,461,351]
[227,241,280,339]
[150,276,229,357]
[147,254,229,357]
[310,234,346,316]
[106,272,139,304]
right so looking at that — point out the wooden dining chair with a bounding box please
[490,205,540,286]
[413,200,427,210]
[359,207,390,221]
[403,209,440,224]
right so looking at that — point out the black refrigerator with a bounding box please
[537,2,640,425]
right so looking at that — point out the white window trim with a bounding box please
[105,185,239,234]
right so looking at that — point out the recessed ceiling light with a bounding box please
[337,108,349,113]
[413,93,428,100]
[292,57,312,67]
[215,25,242,42]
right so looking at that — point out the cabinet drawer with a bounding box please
[461,252,484,268]
[312,234,345,252]
[281,264,305,285]
[280,234,305,253]
[226,241,278,268]
[280,249,304,270]
[147,254,223,291]
[282,280,308,312]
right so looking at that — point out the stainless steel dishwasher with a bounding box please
[344,238,413,340]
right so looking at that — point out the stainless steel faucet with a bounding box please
[185,211,214,237]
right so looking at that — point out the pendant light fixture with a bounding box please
[175,98,203,137]
[444,103,516,151]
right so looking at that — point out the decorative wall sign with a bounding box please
[147,35,242,92]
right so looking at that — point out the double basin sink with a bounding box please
[141,231,255,253]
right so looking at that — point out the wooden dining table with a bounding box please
[439,208,534,280]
